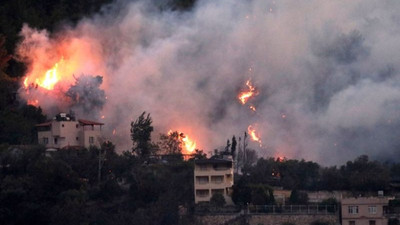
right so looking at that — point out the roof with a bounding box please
[78,119,104,126]
[35,121,52,127]
[195,158,233,165]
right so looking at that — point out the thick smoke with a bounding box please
[66,75,106,119]
[17,0,400,165]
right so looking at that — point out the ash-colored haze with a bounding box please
[18,0,400,165]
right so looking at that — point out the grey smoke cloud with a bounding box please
[17,0,400,165]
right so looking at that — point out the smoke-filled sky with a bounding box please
[17,0,400,165]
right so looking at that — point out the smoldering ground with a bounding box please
[17,0,400,165]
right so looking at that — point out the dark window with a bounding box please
[62,124,64,127]
[76,137,79,141]
[43,137,49,144]
[54,138,58,144]
[349,221,355,225]
[369,221,376,225]
[89,137,94,144]
[76,124,79,128]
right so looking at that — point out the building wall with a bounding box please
[194,160,234,205]
[38,120,102,149]
[341,197,393,225]
[82,129,102,148]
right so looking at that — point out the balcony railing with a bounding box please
[248,205,337,214]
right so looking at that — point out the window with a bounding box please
[61,124,64,127]
[368,206,377,214]
[211,176,224,184]
[348,206,358,214]
[196,189,209,197]
[43,137,49,144]
[89,136,94,144]
[199,165,208,171]
[369,221,376,225]
[213,164,228,171]
[196,176,209,184]
[76,124,79,128]
[76,137,79,141]
[54,138,58,144]
[211,189,224,195]
[349,221,355,225]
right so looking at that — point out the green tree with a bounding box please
[250,184,275,205]
[210,193,226,207]
[231,135,237,160]
[131,112,154,159]
[289,189,308,204]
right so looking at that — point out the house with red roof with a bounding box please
[36,113,104,149]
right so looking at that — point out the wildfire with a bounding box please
[238,79,258,105]
[247,124,262,146]
[23,58,67,90]
[167,130,197,153]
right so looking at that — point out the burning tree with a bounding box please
[158,131,183,155]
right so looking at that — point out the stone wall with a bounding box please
[248,214,338,225]
[194,213,339,225]
[194,214,239,225]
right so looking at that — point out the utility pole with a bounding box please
[98,147,103,184]
[243,131,248,166]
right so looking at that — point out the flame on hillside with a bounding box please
[23,57,78,91]
[238,79,258,105]
[18,25,107,109]
[248,124,262,147]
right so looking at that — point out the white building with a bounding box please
[341,196,393,225]
[194,156,234,205]
[36,113,104,149]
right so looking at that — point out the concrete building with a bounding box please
[194,156,234,205]
[341,196,393,225]
[36,113,104,149]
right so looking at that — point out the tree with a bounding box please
[231,136,237,160]
[158,131,182,155]
[250,184,275,205]
[131,112,154,159]
[289,189,308,204]
[210,193,226,207]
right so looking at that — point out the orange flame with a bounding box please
[23,58,68,90]
[247,124,262,146]
[27,99,39,106]
[168,130,197,153]
[238,80,258,105]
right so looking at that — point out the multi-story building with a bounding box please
[36,113,104,149]
[341,196,393,225]
[194,156,234,205]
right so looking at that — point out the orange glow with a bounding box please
[112,129,116,135]
[27,99,39,106]
[168,130,197,153]
[247,124,262,146]
[23,57,77,90]
[249,105,256,111]
[19,31,107,110]
[276,156,285,162]
[238,79,258,105]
